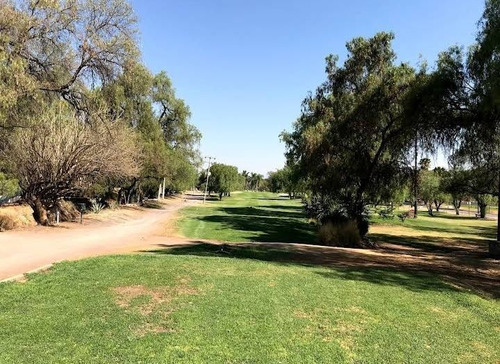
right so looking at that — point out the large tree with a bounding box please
[208,163,240,200]
[4,103,139,224]
[415,0,500,254]
[283,32,416,245]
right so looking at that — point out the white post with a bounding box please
[158,183,162,200]
[56,209,60,224]
[163,177,166,198]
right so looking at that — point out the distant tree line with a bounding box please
[0,0,200,225]
[281,0,500,255]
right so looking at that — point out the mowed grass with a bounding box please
[1,254,499,363]
[177,191,317,243]
[371,207,497,239]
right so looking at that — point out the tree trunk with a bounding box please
[453,199,461,215]
[31,197,49,226]
[479,203,487,218]
[426,202,434,216]
[219,192,223,200]
[434,200,443,212]
[491,174,500,258]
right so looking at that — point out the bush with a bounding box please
[142,200,163,209]
[0,214,16,231]
[318,220,361,247]
[106,199,119,210]
[0,204,36,231]
[48,200,80,222]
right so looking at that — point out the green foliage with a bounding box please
[90,199,105,214]
[0,173,19,198]
[419,169,450,215]
[267,165,303,198]
[101,61,201,197]
[208,163,240,200]
[442,169,470,214]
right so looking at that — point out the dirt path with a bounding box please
[0,199,197,281]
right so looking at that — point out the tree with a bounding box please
[413,0,500,254]
[3,103,140,225]
[98,61,201,201]
[282,32,416,245]
[420,169,448,216]
[442,169,469,215]
[241,171,250,190]
[153,72,201,164]
[249,173,264,191]
[0,0,138,130]
[268,165,302,198]
[208,163,240,200]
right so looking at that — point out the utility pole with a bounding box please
[413,133,418,218]
[203,156,215,204]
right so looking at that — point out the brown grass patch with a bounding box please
[112,278,199,337]
[294,306,374,358]
[133,323,174,338]
[113,283,198,315]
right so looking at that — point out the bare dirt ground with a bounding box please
[0,196,199,281]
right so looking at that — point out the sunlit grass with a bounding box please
[177,191,317,243]
[0,254,498,363]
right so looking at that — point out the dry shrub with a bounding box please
[0,204,36,231]
[0,215,16,231]
[46,200,80,223]
[58,200,80,221]
[318,220,361,247]
[106,199,119,210]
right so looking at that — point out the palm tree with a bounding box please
[249,173,264,191]
[241,170,250,190]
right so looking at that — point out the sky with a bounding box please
[130,0,485,175]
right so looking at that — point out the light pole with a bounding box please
[203,156,215,203]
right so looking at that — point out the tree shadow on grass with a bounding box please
[146,237,500,298]
[146,241,496,297]
[217,206,305,219]
[194,213,317,244]
[257,204,306,212]
[370,233,491,255]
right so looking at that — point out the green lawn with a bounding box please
[371,208,497,239]
[1,192,499,363]
[1,254,499,363]
[178,191,317,243]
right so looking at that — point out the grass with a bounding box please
[371,208,497,240]
[0,254,499,363]
[177,191,317,243]
[1,192,499,362]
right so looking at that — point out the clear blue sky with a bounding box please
[130,0,484,175]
